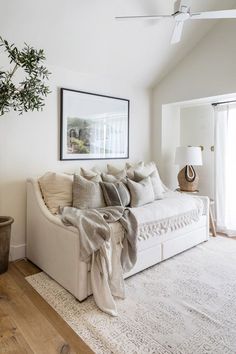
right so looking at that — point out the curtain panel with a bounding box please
[214,104,236,236]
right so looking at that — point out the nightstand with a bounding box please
[175,189,216,237]
[175,188,199,194]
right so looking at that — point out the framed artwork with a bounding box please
[60,88,129,160]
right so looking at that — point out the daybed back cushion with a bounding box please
[127,176,155,208]
[73,174,105,209]
[134,170,164,200]
[38,172,73,214]
[100,181,130,207]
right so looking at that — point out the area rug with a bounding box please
[26,237,236,354]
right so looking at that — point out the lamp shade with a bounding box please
[175,146,202,166]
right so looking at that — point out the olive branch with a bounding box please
[0,36,51,116]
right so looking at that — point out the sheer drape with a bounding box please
[214,104,236,236]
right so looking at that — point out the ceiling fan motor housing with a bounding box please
[174,12,190,21]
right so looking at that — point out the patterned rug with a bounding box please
[26,237,236,354]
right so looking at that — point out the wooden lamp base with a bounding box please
[177,165,199,192]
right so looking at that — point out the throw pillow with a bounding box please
[141,161,156,175]
[126,161,144,179]
[127,177,155,208]
[101,170,127,183]
[38,172,73,214]
[107,164,126,176]
[100,181,130,207]
[73,174,105,209]
[134,170,164,200]
[80,167,102,181]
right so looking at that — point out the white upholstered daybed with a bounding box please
[26,178,209,302]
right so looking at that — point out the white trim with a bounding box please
[10,243,26,261]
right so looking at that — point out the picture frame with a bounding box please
[60,88,129,160]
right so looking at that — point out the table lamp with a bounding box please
[175,146,203,192]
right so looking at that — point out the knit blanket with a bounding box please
[61,206,138,316]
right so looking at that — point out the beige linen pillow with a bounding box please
[126,161,144,179]
[134,170,164,200]
[101,170,127,183]
[127,177,155,208]
[73,174,105,209]
[80,167,101,181]
[38,172,73,214]
[107,164,126,176]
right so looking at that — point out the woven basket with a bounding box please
[177,167,199,192]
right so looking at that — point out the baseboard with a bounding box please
[10,244,26,261]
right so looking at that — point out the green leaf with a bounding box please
[0,36,51,116]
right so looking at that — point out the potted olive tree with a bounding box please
[0,36,51,273]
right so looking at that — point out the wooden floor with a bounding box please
[0,260,94,354]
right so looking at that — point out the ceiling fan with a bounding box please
[115,0,236,44]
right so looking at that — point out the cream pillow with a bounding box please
[126,161,144,170]
[141,161,156,175]
[133,161,165,192]
[107,164,126,176]
[126,161,144,179]
[73,174,105,209]
[134,170,164,200]
[127,177,155,208]
[102,170,127,183]
[80,167,101,180]
[38,172,73,214]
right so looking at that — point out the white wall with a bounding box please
[0,67,151,260]
[161,105,180,188]
[152,20,236,185]
[180,105,214,198]
[0,0,154,260]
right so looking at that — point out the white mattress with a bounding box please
[131,191,204,242]
[56,192,204,254]
[109,192,204,251]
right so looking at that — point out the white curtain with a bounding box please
[214,104,236,236]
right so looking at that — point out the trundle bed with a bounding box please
[26,178,209,302]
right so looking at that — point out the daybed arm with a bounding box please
[193,195,209,216]
[26,178,76,232]
[26,178,89,301]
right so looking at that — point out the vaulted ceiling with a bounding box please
[1,0,236,87]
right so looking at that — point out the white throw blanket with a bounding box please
[61,206,138,316]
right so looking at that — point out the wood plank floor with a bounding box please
[0,260,94,354]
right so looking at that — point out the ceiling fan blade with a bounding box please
[115,15,172,20]
[191,9,236,19]
[179,0,192,12]
[171,21,184,44]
